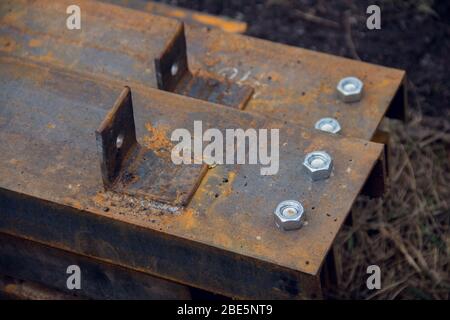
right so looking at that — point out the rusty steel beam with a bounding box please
[0,55,384,298]
[0,274,81,300]
[0,0,406,142]
[0,233,193,300]
[105,0,248,33]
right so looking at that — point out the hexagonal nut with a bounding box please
[314,117,341,134]
[303,151,333,181]
[337,77,364,103]
[274,200,305,231]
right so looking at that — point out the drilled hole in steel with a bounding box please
[171,62,178,76]
[116,133,124,149]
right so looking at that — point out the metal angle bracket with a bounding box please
[154,23,254,110]
[95,87,206,206]
[95,86,138,189]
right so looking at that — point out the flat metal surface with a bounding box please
[0,56,383,298]
[0,0,406,142]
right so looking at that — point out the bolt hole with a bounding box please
[305,261,310,265]
[116,133,124,149]
[214,193,219,198]
[171,62,178,76]
[311,206,315,210]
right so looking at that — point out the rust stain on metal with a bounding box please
[0,36,16,53]
[141,1,247,33]
[191,13,247,33]
[221,171,236,197]
[142,122,173,156]
[28,39,43,48]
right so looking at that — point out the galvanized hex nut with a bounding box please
[337,77,364,103]
[303,151,333,181]
[314,117,341,134]
[274,200,305,231]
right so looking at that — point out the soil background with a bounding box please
[154,0,450,299]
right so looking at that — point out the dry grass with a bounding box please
[327,109,450,299]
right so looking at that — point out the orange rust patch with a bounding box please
[165,9,186,19]
[28,39,43,48]
[303,135,329,153]
[92,192,106,207]
[36,51,57,64]
[9,158,19,165]
[191,13,247,33]
[142,122,173,156]
[222,171,236,197]
[178,207,197,230]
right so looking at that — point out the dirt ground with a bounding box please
[158,0,450,299]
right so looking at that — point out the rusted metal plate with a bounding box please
[0,0,405,142]
[0,56,383,298]
[95,86,206,205]
[0,274,81,300]
[154,23,254,109]
[106,0,247,33]
[0,233,193,300]
[96,87,139,189]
